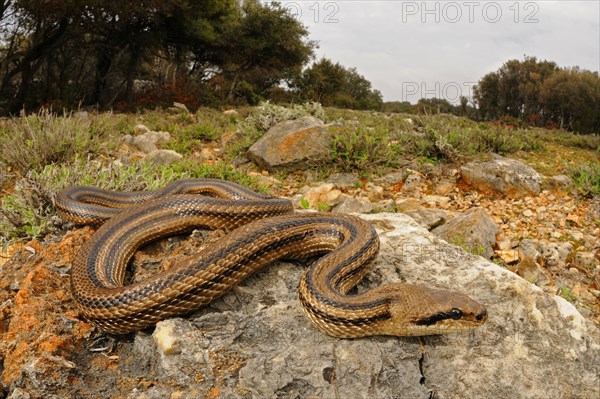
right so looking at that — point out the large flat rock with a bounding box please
[247,116,333,172]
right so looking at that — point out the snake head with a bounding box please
[383,284,488,336]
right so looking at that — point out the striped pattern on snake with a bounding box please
[58,179,487,337]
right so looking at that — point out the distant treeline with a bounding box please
[385,57,600,134]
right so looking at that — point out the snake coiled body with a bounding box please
[58,179,487,337]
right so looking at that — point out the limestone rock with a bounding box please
[546,174,573,190]
[434,180,455,195]
[247,116,332,172]
[365,182,384,201]
[332,195,373,214]
[130,214,599,398]
[124,128,171,154]
[302,183,341,209]
[326,173,360,190]
[2,215,598,398]
[575,252,596,268]
[395,198,422,213]
[144,150,183,165]
[432,207,499,259]
[373,199,396,213]
[460,155,542,197]
[521,239,574,269]
[401,173,424,193]
[404,208,447,230]
[375,170,410,185]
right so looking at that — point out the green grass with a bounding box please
[2,104,598,244]
[570,161,600,197]
[0,158,262,245]
[0,109,126,173]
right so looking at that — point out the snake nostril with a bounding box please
[476,309,487,321]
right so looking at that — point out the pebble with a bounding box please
[153,323,181,355]
[523,210,534,217]
[571,231,584,241]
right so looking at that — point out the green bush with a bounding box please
[0,110,121,173]
[330,125,395,171]
[570,161,600,197]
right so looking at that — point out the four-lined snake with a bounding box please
[57,179,487,337]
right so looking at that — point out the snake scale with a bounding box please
[57,179,487,337]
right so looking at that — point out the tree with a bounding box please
[217,0,315,103]
[540,68,600,133]
[294,58,383,110]
[0,0,315,113]
[471,56,600,133]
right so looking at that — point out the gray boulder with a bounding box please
[404,208,447,230]
[460,155,542,197]
[130,213,599,399]
[432,207,499,259]
[247,117,332,172]
[332,195,373,214]
[3,214,598,398]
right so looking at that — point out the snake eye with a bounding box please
[448,308,463,320]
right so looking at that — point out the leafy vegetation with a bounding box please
[570,162,600,197]
[292,58,384,110]
[0,110,123,173]
[474,56,600,134]
[0,104,597,245]
[0,0,315,113]
[321,111,542,171]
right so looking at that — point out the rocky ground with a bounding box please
[0,112,598,398]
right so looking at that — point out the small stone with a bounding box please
[200,148,217,160]
[326,173,360,189]
[497,235,512,250]
[566,214,582,226]
[134,124,151,135]
[365,183,384,201]
[153,323,181,355]
[497,249,520,264]
[7,388,31,399]
[376,170,409,185]
[523,210,534,217]
[403,209,447,230]
[395,198,422,213]
[434,180,455,195]
[332,195,373,214]
[401,173,423,193]
[423,195,451,206]
[221,130,244,147]
[144,149,183,164]
[373,199,396,213]
[173,102,189,112]
[571,231,584,241]
[548,174,572,189]
[575,252,596,268]
[536,206,546,214]
[552,231,562,239]
[303,183,342,209]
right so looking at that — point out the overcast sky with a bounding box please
[276,0,600,103]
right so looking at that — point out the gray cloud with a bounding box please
[278,1,600,103]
